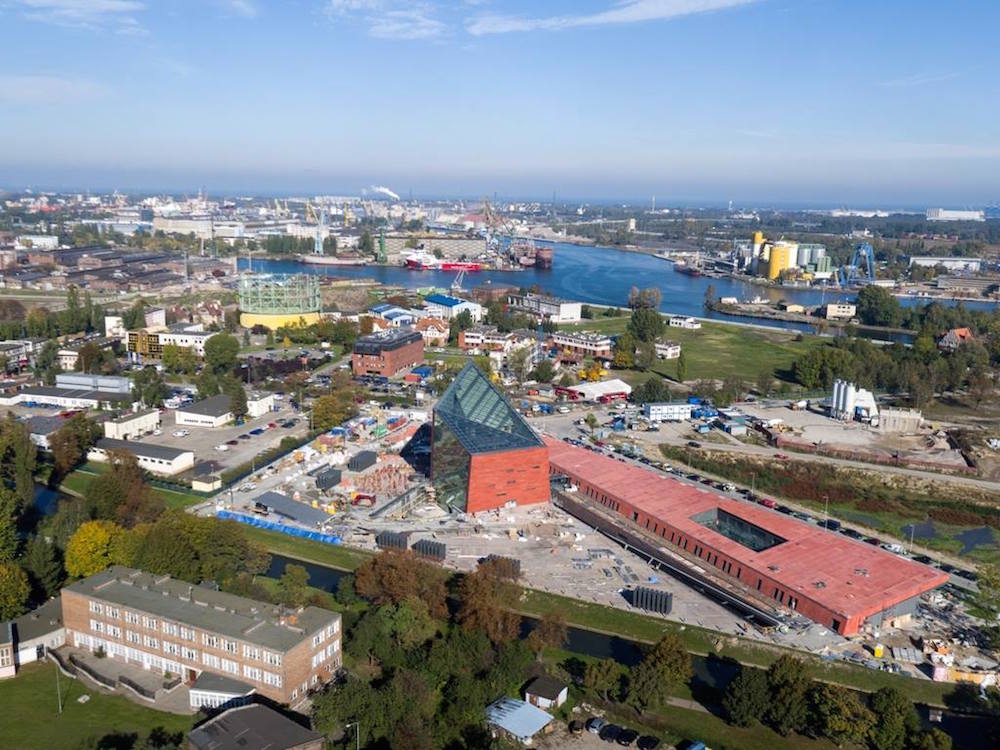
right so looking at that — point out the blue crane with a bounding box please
[838,243,876,287]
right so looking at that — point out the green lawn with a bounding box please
[241,526,374,571]
[0,662,192,750]
[59,469,204,511]
[560,317,821,382]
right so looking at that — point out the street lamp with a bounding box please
[344,722,360,750]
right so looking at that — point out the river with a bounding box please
[240,241,997,338]
[263,553,988,747]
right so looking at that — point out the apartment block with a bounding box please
[62,567,341,706]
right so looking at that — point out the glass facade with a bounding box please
[431,414,471,511]
[693,508,786,552]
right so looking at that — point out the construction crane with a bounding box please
[837,243,876,287]
[314,208,327,255]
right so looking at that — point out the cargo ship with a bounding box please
[671,259,702,277]
[509,238,553,269]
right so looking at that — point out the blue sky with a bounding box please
[0,0,997,205]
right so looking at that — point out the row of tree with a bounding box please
[722,657,951,750]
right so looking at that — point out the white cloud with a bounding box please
[467,0,757,35]
[0,74,109,102]
[369,7,445,39]
[13,0,146,33]
[225,0,258,18]
[878,70,962,88]
[326,0,445,40]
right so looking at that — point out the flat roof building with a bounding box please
[351,329,424,377]
[432,363,549,513]
[176,394,234,428]
[104,408,161,441]
[187,704,324,750]
[506,292,581,323]
[423,293,483,322]
[62,566,341,706]
[88,437,195,476]
[546,438,947,635]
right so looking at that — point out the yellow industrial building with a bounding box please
[762,241,797,280]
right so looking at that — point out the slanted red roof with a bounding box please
[545,438,948,623]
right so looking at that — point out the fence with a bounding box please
[217,510,341,545]
[68,654,117,689]
[119,675,156,701]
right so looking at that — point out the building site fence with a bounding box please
[217,510,341,545]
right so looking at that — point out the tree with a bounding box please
[529,358,556,383]
[360,229,375,256]
[0,487,19,562]
[354,550,449,619]
[584,412,598,434]
[969,368,994,408]
[704,283,716,308]
[33,340,61,384]
[133,366,168,407]
[909,729,953,750]
[447,309,474,346]
[85,450,163,527]
[508,346,532,385]
[221,376,248,420]
[0,415,37,511]
[722,667,770,727]
[21,534,63,599]
[632,375,672,404]
[0,562,30,619]
[867,686,920,750]
[456,563,521,644]
[162,344,198,375]
[51,414,101,476]
[197,370,220,399]
[627,633,692,710]
[635,341,656,371]
[277,563,310,608]
[613,331,637,369]
[856,286,902,328]
[628,286,661,310]
[65,520,124,578]
[977,563,1000,617]
[766,655,810,736]
[204,333,240,375]
[628,307,664,343]
[809,683,874,747]
[584,658,624,701]
[312,392,358,431]
[526,611,567,658]
[676,350,688,382]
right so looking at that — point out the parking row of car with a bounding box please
[214,420,299,450]
[576,718,659,748]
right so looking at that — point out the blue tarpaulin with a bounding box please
[217,510,341,545]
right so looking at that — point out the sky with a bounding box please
[0,0,998,205]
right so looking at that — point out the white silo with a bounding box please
[844,382,858,419]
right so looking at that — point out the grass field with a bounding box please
[560,317,821,383]
[241,526,374,571]
[0,662,192,750]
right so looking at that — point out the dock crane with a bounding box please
[837,243,876,287]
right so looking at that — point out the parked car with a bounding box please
[568,720,584,735]
[617,728,640,746]
[637,737,661,750]
[599,724,621,742]
[172,429,189,437]
[775,452,789,459]
[226,439,239,446]
[586,718,607,734]
[687,440,701,448]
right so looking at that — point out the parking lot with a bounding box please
[137,400,309,471]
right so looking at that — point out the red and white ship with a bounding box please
[404,251,483,271]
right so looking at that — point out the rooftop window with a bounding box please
[693,508,786,553]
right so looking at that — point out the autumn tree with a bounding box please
[526,611,567,658]
[456,561,521,644]
[0,414,36,511]
[84,449,163,527]
[0,562,30,619]
[353,550,449,619]
[867,686,921,750]
[65,520,124,578]
[204,332,240,375]
[50,413,100,476]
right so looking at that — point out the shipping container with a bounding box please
[349,450,378,472]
